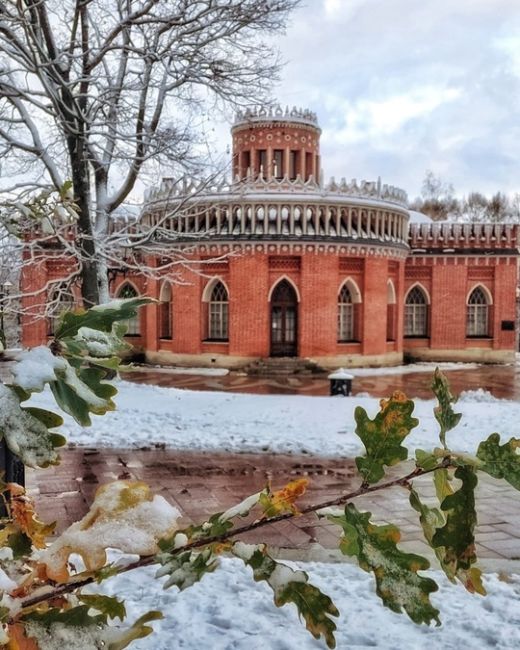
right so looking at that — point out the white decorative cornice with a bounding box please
[233,105,319,129]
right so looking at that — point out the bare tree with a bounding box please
[409,171,459,221]
[0,0,299,306]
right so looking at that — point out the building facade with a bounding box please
[21,106,519,368]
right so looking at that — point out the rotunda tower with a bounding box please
[231,106,321,182]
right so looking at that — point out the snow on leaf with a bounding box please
[409,485,485,595]
[0,385,65,468]
[54,298,153,340]
[73,326,128,358]
[431,368,462,449]
[40,481,180,582]
[354,391,419,485]
[328,503,440,626]
[259,478,309,518]
[233,544,339,649]
[11,346,67,393]
[218,489,267,522]
[159,513,233,552]
[476,433,520,491]
[431,466,480,579]
[155,548,218,591]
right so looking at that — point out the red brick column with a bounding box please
[143,257,158,352]
[20,255,48,347]
[493,260,517,350]
[299,253,337,357]
[430,264,467,349]
[229,253,269,357]
[362,257,388,356]
[172,271,203,354]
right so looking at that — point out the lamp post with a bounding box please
[0,280,12,351]
[0,280,24,513]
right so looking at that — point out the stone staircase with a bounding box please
[245,357,327,376]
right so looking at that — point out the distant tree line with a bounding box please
[409,171,520,223]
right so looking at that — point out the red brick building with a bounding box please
[21,107,519,367]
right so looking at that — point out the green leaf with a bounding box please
[107,611,163,650]
[431,466,480,579]
[0,606,10,624]
[79,594,126,621]
[156,548,218,590]
[354,391,419,484]
[25,605,105,627]
[476,433,520,491]
[0,385,64,467]
[6,531,32,559]
[431,368,462,448]
[410,485,485,595]
[328,504,440,626]
[94,563,120,584]
[233,544,339,648]
[50,362,117,426]
[415,449,440,471]
[159,514,233,551]
[23,407,64,430]
[55,298,153,340]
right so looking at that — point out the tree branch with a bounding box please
[17,460,451,613]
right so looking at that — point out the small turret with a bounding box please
[231,104,321,182]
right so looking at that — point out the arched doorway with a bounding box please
[270,280,298,357]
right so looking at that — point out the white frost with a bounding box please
[232,542,260,562]
[41,481,180,580]
[268,563,307,594]
[12,346,66,392]
[219,491,264,522]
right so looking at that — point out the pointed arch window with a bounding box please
[338,285,355,342]
[404,286,428,337]
[47,285,75,336]
[117,283,140,335]
[467,287,490,337]
[159,282,173,339]
[209,282,228,340]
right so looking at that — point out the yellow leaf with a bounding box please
[260,479,309,518]
[7,484,55,550]
[7,623,39,650]
[40,481,180,583]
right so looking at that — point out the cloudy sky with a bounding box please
[216,0,520,200]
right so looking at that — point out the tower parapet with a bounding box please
[233,105,319,128]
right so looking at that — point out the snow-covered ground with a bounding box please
[29,380,518,456]
[97,557,520,650]
[24,374,520,648]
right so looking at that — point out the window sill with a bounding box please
[203,339,229,343]
[404,335,430,339]
[337,340,360,344]
[465,336,493,340]
[159,337,173,341]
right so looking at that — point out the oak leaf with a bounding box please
[259,478,309,518]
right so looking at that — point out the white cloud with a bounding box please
[267,0,520,195]
[330,86,462,143]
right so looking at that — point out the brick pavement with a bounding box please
[27,448,520,566]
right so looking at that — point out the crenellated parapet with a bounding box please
[141,174,410,250]
[233,105,319,128]
[409,222,520,253]
[143,174,408,208]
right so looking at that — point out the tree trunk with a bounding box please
[67,136,99,307]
